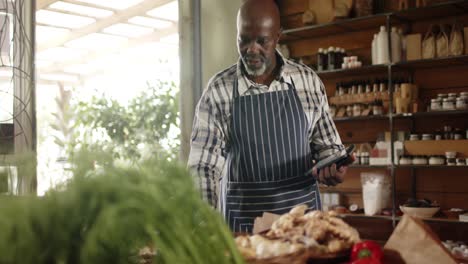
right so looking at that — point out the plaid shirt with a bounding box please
[188,52,344,208]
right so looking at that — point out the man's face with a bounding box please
[237,18,279,77]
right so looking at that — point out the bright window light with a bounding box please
[36,60,54,69]
[65,33,128,50]
[36,25,70,45]
[73,0,145,10]
[147,1,178,21]
[36,10,96,29]
[49,1,114,18]
[63,63,96,75]
[40,73,79,83]
[0,68,12,77]
[103,23,154,38]
[37,47,88,61]
[160,33,179,44]
[128,16,173,29]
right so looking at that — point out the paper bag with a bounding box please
[383,214,457,264]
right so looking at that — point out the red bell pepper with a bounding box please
[350,241,383,264]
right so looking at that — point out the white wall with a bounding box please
[179,0,242,162]
[201,0,241,87]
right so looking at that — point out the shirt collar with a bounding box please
[235,50,294,95]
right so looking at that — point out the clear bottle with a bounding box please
[391,26,402,63]
[377,26,390,64]
[328,46,336,70]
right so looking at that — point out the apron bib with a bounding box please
[221,77,320,233]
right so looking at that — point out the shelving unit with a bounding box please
[280,0,468,239]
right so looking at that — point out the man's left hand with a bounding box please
[312,163,348,186]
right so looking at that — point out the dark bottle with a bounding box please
[327,46,335,70]
[317,48,325,71]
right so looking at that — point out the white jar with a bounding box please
[429,156,445,165]
[409,134,419,141]
[443,98,455,110]
[431,99,442,111]
[399,156,412,165]
[456,97,467,110]
[412,156,428,165]
[421,134,433,140]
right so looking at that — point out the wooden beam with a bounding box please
[38,0,174,52]
[37,0,59,10]
[62,0,117,11]
[40,24,178,74]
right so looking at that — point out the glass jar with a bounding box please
[447,158,456,166]
[409,134,419,141]
[346,105,353,116]
[430,98,442,111]
[448,93,457,100]
[437,93,447,100]
[372,104,383,115]
[361,152,370,165]
[456,97,467,110]
[421,134,433,141]
[412,155,428,165]
[442,98,455,110]
[454,129,463,140]
[353,104,362,116]
[399,155,412,165]
[429,155,445,165]
[456,158,466,166]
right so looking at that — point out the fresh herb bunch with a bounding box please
[0,151,244,264]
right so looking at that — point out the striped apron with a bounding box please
[221,77,321,233]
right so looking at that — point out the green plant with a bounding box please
[0,151,244,264]
[74,80,179,163]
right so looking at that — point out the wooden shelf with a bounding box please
[393,55,468,70]
[391,0,468,22]
[393,109,468,119]
[316,64,388,79]
[333,110,468,122]
[396,165,468,169]
[281,0,468,41]
[281,14,388,41]
[333,114,388,122]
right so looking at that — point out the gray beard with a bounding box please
[242,59,267,77]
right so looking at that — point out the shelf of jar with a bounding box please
[315,64,388,79]
[280,0,468,41]
[332,110,468,122]
[392,55,468,70]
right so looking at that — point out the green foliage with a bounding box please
[73,80,179,163]
[0,151,244,264]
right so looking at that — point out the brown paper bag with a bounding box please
[384,214,457,264]
[449,22,464,56]
[422,25,436,59]
[436,24,450,58]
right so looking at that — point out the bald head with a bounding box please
[237,0,281,34]
[236,0,281,79]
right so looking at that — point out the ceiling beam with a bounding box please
[37,0,59,10]
[40,24,178,74]
[38,0,174,52]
